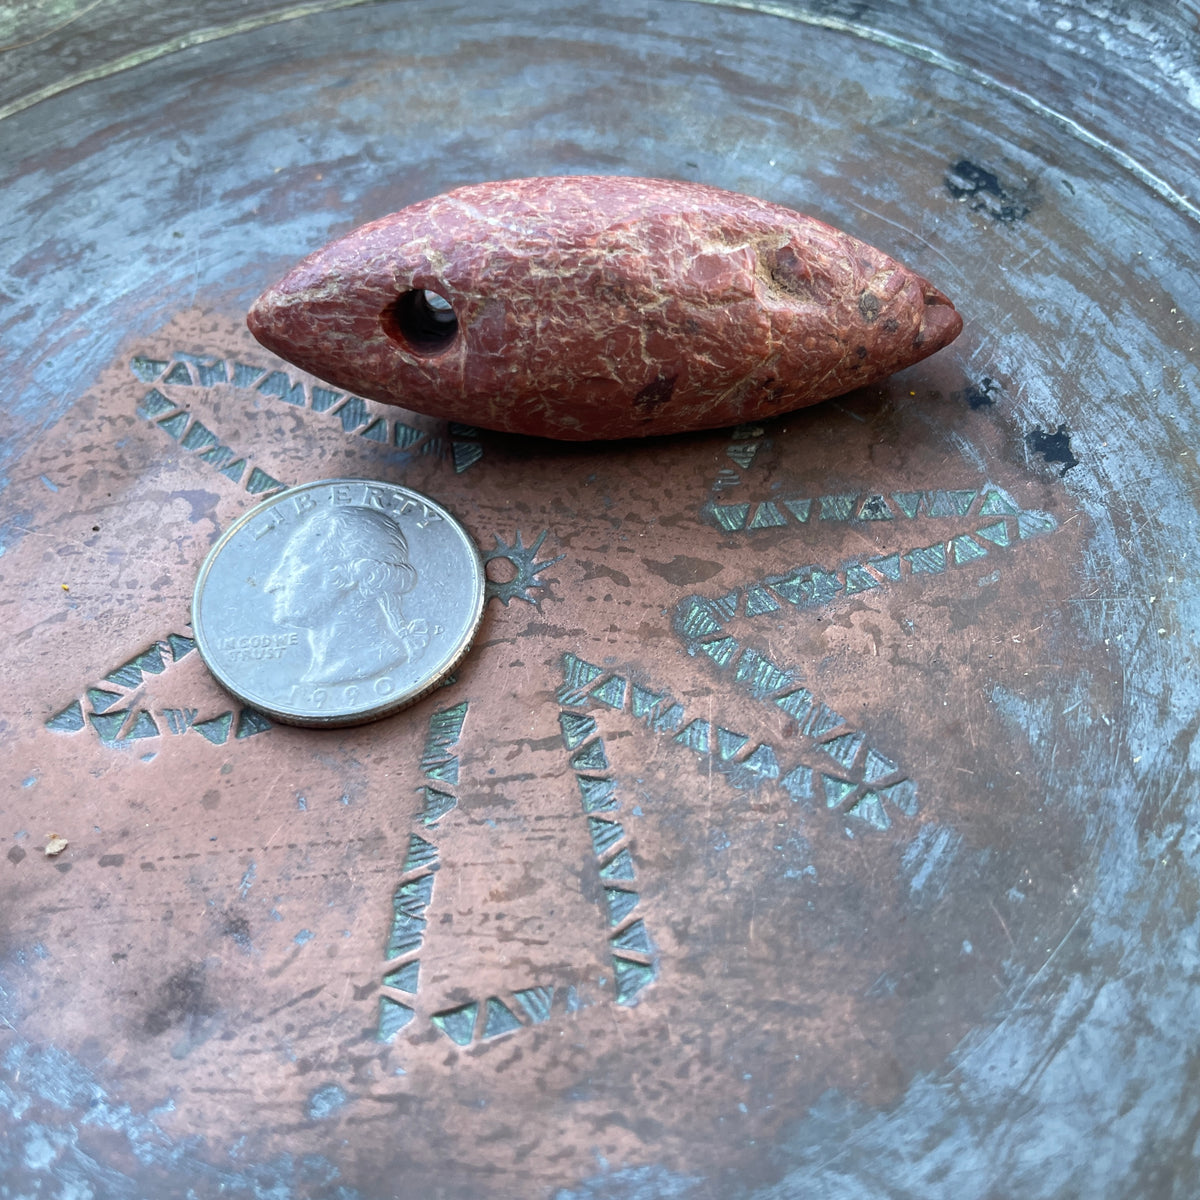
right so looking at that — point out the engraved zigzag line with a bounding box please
[703,480,1053,535]
[134,383,286,496]
[681,489,1057,633]
[709,421,768,495]
[131,352,484,474]
[377,701,568,1047]
[44,634,271,754]
[556,668,659,1007]
[558,653,915,834]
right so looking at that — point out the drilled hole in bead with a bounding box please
[383,289,459,355]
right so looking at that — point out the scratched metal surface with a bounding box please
[1,2,1199,1197]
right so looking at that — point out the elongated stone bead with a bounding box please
[248,176,962,440]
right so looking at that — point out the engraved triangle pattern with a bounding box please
[559,653,915,833]
[680,485,1056,636]
[44,634,271,760]
[376,695,656,1049]
[130,352,485,494]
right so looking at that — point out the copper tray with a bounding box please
[2,2,1198,1196]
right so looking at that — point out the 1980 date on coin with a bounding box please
[192,479,485,727]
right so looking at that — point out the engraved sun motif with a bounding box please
[482,529,565,607]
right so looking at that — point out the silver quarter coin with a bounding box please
[192,479,485,727]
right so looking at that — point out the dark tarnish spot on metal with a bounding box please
[958,376,1002,409]
[1027,423,1080,474]
[222,912,253,952]
[143,963,214,1037]
[632,374,677,416]
[945,158,1034,223]
[4,0,1192,1189]
[642,555,724,585]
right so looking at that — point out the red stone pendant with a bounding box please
[248,177,962,440]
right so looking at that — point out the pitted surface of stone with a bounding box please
[248,177,961,440]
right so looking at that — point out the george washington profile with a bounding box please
[262,504,429,685]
